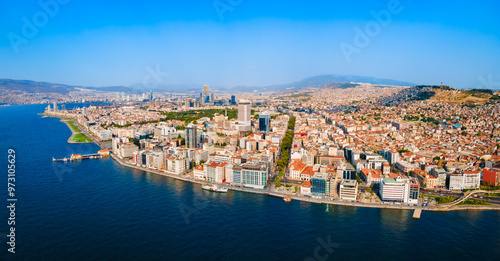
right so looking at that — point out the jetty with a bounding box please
[413,208,422,219]
[52,149,110,162]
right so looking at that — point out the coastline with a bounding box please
[43,113,500,213]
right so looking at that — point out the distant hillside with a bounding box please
[232,74,414,92]
[422,86,500,105]
[0,79,77,95]
[0,79,132,94]
[0,74,415,94]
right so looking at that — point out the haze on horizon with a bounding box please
[0,0,499,89]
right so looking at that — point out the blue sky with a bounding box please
[0,0,499,89]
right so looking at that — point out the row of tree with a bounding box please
[277,116,296,170]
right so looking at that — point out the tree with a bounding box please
[275,177,281,187]
[199,159,205,165]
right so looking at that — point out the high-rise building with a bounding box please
[203,85,209,96]
[149,90,153,101]
[238,99,251,124]
[259,113,270,132]
[231,95,236,105]
[53,102,58,111]
[186,123,197,149]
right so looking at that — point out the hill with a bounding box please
[229,74,414,92]
[0,79,132,94]
[420,86,500,105]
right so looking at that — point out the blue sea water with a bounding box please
[1,104,499,260]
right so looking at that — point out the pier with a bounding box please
[52,149,110,162]
[413,208,422,219]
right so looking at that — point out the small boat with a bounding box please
[202,184,228,193]
[283,196,292,202]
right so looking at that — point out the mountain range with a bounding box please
[0,74,415,95]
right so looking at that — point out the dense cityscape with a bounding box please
[43,84,500,212]
[3,1,500,259]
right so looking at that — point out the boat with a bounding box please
[283,196,292,202]
[202,184,228,193]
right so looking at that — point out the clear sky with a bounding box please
[1,0,499,89]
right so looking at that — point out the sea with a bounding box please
[1,104,499,260]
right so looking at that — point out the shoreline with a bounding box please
[43,113,500,213]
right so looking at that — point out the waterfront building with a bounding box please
[408,183,420,204]
[447,171,481,190]
[380,178,406,202]
[339,179,358,201]
[310,173,329,196]
[300,181,312,195]
[241,163,268,188]
[380,177,420,204]
[120,143,138,158]
[483,168,500,186]
[207,161,226,183]
[232,166,242,185]
[165,156,187,174]
[463,171,481,189]
[193,164,206,180]
[224,164,234,183]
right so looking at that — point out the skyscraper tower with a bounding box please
[150,90,153,101]
[238,100,251,125]
[203,85,209,96]
[185,123,198,149]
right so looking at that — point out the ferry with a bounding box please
[202,184,228,193]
